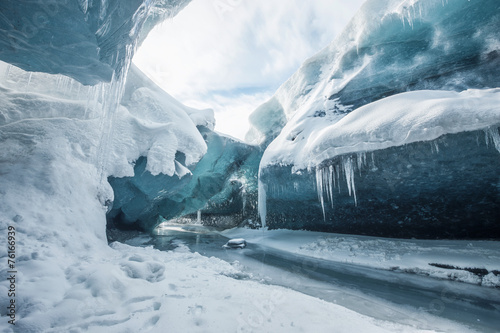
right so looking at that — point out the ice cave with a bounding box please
[0,0,499,332]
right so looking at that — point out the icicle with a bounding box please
[94,73,122,184]
[315,167,326,220]
[197,210,201,224]
[356,152,366,175]
[336,163,341,193]
[433,141,439,153]
[343,157,357,206]
[326,165,333,207]
[67,79,74,96]
[485,127,500,154]
[313,154,364,218]
[258,177,267,229]
[56,75,62,90]
[240,182,247,214]
[332,165,338,197]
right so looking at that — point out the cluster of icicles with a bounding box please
[258,126,500,228]
[314,152,369,220]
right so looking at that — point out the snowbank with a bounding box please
[0,62,199,330]
[0,62,207,179]
[261,89,500,170]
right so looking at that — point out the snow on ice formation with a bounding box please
[108,125,260,231]
[0,57,210,330]
[249,0,500,147]
[262,89,500,171]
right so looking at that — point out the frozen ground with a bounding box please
[222,228,500,288]
[6,241,447,333]
[3,232,475,333]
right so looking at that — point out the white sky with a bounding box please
[133,0,365,141]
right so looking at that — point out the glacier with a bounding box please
[254,0,500,237]
[0,0,499,331]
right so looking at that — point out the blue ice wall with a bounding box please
[330,0,500,110]
[260,128,500,239]
[253,0,500,239]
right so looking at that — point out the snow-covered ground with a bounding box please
[10,239,461,333]
[222,228,500,288]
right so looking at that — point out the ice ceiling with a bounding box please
[0,0,191,84]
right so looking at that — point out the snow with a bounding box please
[0,61,200,330]
[222,228,500,288]
[108,123,259,231]
[9,241,467,333]
[223,238,247,249]
[0,61,207,179]
[261,88,500,171]
[0,147,456,332]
